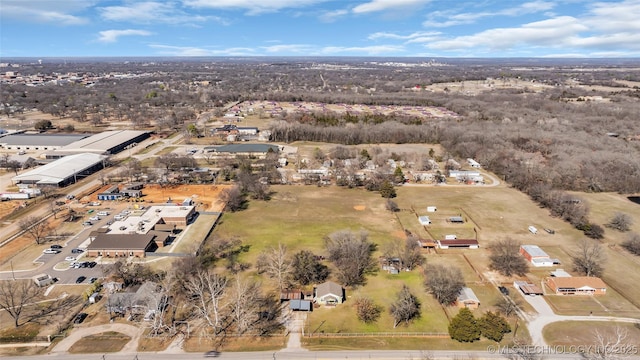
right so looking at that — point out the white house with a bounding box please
[314,281,344,306]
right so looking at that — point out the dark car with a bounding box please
[89,277,98,284]
[50,244,63,249]
[88,261,97,268]
[73,312,88,324]
[71,248,84,254]
[75,276,86,284]
[79,262,89,268]
[204,350,221,358]
[498,286,509,295]
[544,228,555,234]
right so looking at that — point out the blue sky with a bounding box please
[1,0,639,58]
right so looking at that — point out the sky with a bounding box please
[1,0,639,58]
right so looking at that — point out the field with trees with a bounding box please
[2,58,640,353]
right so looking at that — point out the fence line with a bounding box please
[307,332,448,338]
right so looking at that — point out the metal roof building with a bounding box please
[0,133,89,150]
[45,130,150,159]
[12,153,107,187]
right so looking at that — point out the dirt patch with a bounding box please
[353,205,366,211]
[89,184,230,212]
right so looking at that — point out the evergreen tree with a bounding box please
[449,307,480,342]
[379,180,397,198]
[478,311,511,342]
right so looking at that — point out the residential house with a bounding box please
[106,282,166,316]
[314,281,345,306]
[545,276,607,296]
[457,287,480,309]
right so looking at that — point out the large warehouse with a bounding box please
[0,133,89,151]
[12,153,107,187]
[45,130,150,159]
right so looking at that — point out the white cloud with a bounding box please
[424,1,640,55]
[319,9,348,22]
[1,0,91,25]
[352,0,432,14]
[99,2,226,25]
[423,1,556,28]
[182,0,328,15]
[261,44,313,53]
[368,31,439,40]
[149,44,257,56]
[320,45,405,55]
[98,29,153,43]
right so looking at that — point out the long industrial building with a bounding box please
[0,133,89,151]
[45,130,149,159]
[12,153,107,187]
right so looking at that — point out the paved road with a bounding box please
[50,323,143,354]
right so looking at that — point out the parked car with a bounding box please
[50,244,63,249]
[498,286,509,295]
[73,312,88,324]
[97,211,109,216]
[89,216,100,222]
[89,277,98,284]
[71,248,84,254]
[544,228,555,234]
[82,221,93,226]
[43,248,61,254]
[89,201,101,206]
[75,276,86,284]
[88,261,97,268]
[65,256,76,262]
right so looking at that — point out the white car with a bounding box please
[43,248,61,254]
[65,256,76,262]
[97,211,109,216]
[89,216,101,221]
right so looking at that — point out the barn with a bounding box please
[437,239,479,249]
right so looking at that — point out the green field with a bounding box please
[210,182,640,346]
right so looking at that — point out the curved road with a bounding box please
[51,323,143,354]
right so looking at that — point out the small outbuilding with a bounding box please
[418,216,431,225]
[289,299,312,311]
[437,239,479,249]
[519,245,555,267]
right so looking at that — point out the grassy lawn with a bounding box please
[545,290,640,317]
[157,146,178,155]
[183,336,286,352]
[303,335,520,351]
[307,270,449,334]
[214,185,400,265]
[543,321,640,347]
[68,332,131,353]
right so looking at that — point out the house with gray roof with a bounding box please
[314,281,345,306]
[457,287,480,309]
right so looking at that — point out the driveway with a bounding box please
[521,292,640,346]
[51,323,143,354]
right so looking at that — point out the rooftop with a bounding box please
[212,143,279,153]
[49,130,148,155]
[0,133,89,146]
[547,276,607,289]
[315,281,343,298]
[12,153,106,184]
[457,287,480,303]
[87,233,156,250]
[521,245,550,258]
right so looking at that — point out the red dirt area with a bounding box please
[89,184,230,212]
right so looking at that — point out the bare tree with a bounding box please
[495,297,521,318]
[488,239,529,277]
[354,296,382,323]
[184,269,228,335]
[385,199,400,212]
[0,280,41,327]
[621,233,640,256]
[290,250,329,286]
[606,212,633,232]
[572,239,606,277]
[229,277,259,334]
[221,185,245,212]
[256,243,292,290]
[18,215,51,245]
[424,264,465,305]
[390,285,421,328]
[325,230,377,287]
[584,326,637,360]
[383,236,424,271]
